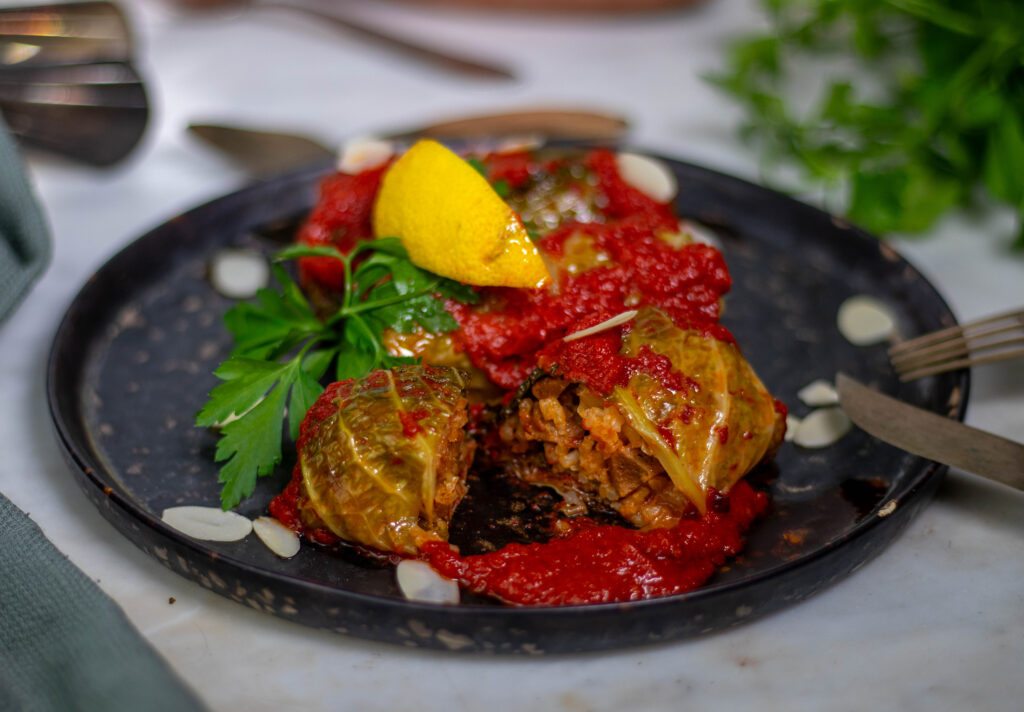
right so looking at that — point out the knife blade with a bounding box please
[256,1,514,81]
[189,108,629,176]
[189,124,333,177]
[836,372,1024,491]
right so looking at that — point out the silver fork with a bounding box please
[889,307,1024,381]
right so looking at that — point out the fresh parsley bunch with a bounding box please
[709,0,1024,246]
[195,239,479,509]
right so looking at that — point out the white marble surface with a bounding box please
[2,1,1023,710]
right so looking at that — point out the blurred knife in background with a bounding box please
[189,108,630,176]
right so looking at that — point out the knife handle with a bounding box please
[396,109,629,143]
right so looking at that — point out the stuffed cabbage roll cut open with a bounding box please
[296,365,476,554]
[496,306,785,529]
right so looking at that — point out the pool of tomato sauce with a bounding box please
[421,482,767,605]
[274,147,774,605]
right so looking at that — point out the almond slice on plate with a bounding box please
[615,152,677,203]
[784,414,801,442]
[162,506,252,542]
[253,516,300,558]
[792,408,851,448]
[395,559,460,604]
[338,137,394,174]
[209,249,269,300]
[837,295,896,346]
[797,379,839,407]
[680,220,722,250]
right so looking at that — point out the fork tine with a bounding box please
[889,308,1024,356]
[890,307,1024,380]
[894,335,1024,374]
[897,346,1024,381]
[890,326,1024,368]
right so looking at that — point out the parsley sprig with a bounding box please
[195,238,479,509]
[708,0,1024,247]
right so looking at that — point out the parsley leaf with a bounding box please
[466,157,512,199]
[466,157,488,177]
[492,179,511,199]
[197,240,478,509]
[213,371,292,508]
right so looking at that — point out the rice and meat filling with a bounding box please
[494,307,786,529]
[497,377,694,529]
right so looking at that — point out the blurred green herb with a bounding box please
[492,179,511,199]
[195,239,479,509]
[707,0,1024,246]
[467,157,511,197]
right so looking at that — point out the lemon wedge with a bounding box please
[372,139,549,289]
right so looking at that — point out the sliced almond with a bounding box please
[837,295,896,346]
[253,516,300,558]
[337,137,394,174]
[615,152,678,203]
[209,249,269,299]
[793,408,851,448]
[162,506,252,542]
[493,134,543,154]
[784,414,801,442]
[395,559,460,604]
[564,310,638,342]
[797,379,839,407]
[680,220,723,250]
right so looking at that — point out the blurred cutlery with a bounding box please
[0,2,131,67]
[0,60,148,166]
[0,3,147,165]
[187,0,513,81]
[189,107,629,175]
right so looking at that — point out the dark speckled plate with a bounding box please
[47,152,967,654]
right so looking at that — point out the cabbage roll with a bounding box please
[297,365,475,554]
[497,306,784,528]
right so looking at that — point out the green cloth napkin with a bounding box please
[0,494,208,712]
[0,115,49,324]
[0,121,207,711]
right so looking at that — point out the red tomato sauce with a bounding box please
[535,325,686,396]
[268,466,339,547]
[296,164,387,292]
[446,149,733,391]
[421,481,768,605]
